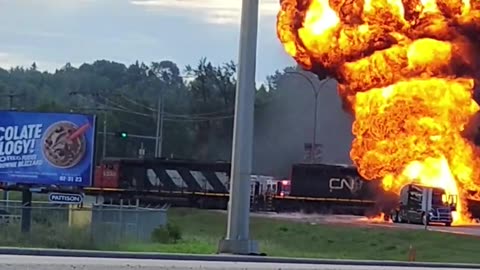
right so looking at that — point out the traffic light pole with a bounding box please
[104,131,155,140]
[217,0,259,255]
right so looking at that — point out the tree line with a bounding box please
[0,58,290,162]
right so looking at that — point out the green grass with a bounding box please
[0,207,479,263]
[127,208,480,263]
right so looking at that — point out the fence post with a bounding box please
[119,199,124,243]
[21,189,32,233]
[135,199,140,242]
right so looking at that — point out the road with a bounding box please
[364,219,480,236]
[253,212,480,236]
[0,255,475,270]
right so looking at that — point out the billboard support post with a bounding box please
[20,188,32,233]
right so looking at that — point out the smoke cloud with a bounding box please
[252,71,353,177]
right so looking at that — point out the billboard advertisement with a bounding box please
[0,111,96,187]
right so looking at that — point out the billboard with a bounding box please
[0,111,96,187]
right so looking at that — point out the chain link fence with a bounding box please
[0,200,168,248]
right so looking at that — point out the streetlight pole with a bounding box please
[312,91,319,162]
[285,71,326,162]
[218,0,259,255]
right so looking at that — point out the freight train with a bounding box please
[83,158,385,215]
[84,158,480,218]
[5,157,476,218]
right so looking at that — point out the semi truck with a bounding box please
[389,183,457,226]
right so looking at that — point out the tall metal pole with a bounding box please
[218,0,259,255]
[154,92,161,158]
[312,92,319,162]
[8,94,13,110]
[102,111,107,160]
[3,91,19,204]
[158,94,164,158]
[284,71,319,162]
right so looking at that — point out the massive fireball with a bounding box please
[277,0,480,224]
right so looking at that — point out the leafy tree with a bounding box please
[0,58,286,162]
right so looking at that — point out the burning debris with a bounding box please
[276,0,480,224]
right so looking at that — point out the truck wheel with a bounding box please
[391,212,399,223]
[422,214,429,226]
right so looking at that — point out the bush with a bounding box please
[166,223,182,243]
[151,223,182,244]
[151,226,170,243]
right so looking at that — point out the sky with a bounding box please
[0,0,295,83]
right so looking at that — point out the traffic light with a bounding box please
[116,131,128,138]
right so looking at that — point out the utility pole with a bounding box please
[138,142,146,159]
[218,0,259,255]
[69,91,109,160]
[102,111,107,159]
[154,94,160,158]
[0,91,24,206]
[154,89,164,158]
[8,94,12,110]
[158,94,164,157]
[0,92,24,111]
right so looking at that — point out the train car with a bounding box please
[88,159,388,215]
[85,158,232,208]
[88,158,480,218]
[91,158,231,192]
[274,162,480,218]
[88,158,286,210]
[289,163,380,200]
[273,163,386,215]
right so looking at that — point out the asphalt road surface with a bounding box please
[253,212,480,236]
[0,255,475,270]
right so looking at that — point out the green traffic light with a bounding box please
[121,132,127,138]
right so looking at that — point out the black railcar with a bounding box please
[87,158,232,209]
[106,158,231,194]
[289,163,381,200]
[273,163,384,215]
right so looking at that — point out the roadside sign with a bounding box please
[0,111,96,187]
[48,192,83,204]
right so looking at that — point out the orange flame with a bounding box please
[366,213,392,223]
[277,0,480,224]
